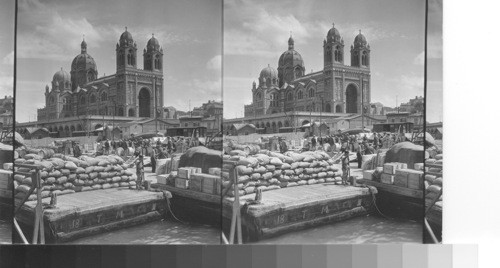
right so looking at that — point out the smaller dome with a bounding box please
[147,35,160,52]
[52,68,71,88]
[119,27,134,46]
[327,23,341,42]
[354,30,368,48]
[259,65,278,87]
[260,65,278,80]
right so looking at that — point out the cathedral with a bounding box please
[34,28,165,136]
[241,23,372,131]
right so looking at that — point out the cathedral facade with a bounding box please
[36,28,164,134]
[244,23,371,124]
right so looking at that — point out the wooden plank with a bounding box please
[357,179,423,199]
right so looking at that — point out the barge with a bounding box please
[153,183,377,242]
[15,188,169,243]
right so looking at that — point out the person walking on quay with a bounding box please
[373,133,380,149]
[72,141,82,158]
[279,138,288,154]
[134,152,144,190]
[341,149,350,185]
[311,135,317,151]
[356,141,363,168]
[104,139,110,155]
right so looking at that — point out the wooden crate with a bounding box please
[189,174,204,192]
[157,175,169,185]
[394,169,409,188]
[383,163,398,175]
[175,178,189,189]
[208,167,222,176]
[407,170,424,190]
[201,174,222,195]
[380,174,394,184]
[0,169,12,190]
[413,163,424,170]
[363,170,375,180]
[178,168,193,179]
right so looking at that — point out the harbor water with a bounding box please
[66,215,421,244]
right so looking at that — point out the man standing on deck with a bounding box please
[134,152,144,190]
[341,149,350,185]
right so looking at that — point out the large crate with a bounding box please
[383,163,399,175]
[189,175,204,192]
[175,178,189,189]
[380,173,394,184]
[201,174,222,195]
[394,169,409,188]
[363,170,375,180]
[407,170,424,190]
[208,167,222,176]
[156,175,169,185]
[0,169,12,191]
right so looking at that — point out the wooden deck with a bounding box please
[16,189,168,243]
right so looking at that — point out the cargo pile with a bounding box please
[156,166,222,196]
[363,162,424,190]
[221,149,343,197]
[13,153,137,201]
[424,154,443,207]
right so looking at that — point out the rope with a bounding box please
[163,191,188,225]
[364,185,395,221]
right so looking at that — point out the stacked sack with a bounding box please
[14,153,137,201]
[424,154,443,208]
[222,149,343,197]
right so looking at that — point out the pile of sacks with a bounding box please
[222,149,343,197]
[14,153,137,201]
[424,154,443,208]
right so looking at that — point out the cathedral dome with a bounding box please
[119,28,134,46]
[354,31,368,48]
[52,68,71,87]
[71,53,97,71]
[260,65,278,80]
[326,23,341,42]
[146,35,160,52]
[259,65,278,87]
[278,49,304,66]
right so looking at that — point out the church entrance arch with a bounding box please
[325,103,331,113]
[346,84,358,113]
[138,88,151,117]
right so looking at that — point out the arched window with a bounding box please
[362,51,368,66]
[287,92,293,101]
[308,88,315,98]
[101,92,107,102]
[90,94,96,103]
[129,49,134,65]
[294,68,302,78]
[49,96,55,105]
[298,91,303,99]
[127,53,131,65]
[256,92,261,100]
[80,96,86,105]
